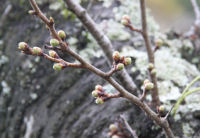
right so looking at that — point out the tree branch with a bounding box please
[140,0,160,106]
[24,1,175,137]
[120,115,138,138]
[63,0,138,95]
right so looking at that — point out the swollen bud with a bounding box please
[58,30,66,39]
[148,63,154,70]
[95,97,104,104]
[159,105,165,112]
[95,85,103,91]
[151,69,157,75]
[49,50,58,58]
[112,51,120,61]
[155,39,163,47]
[32,47,42,55]
[109,124,118,132]
[117,63,124,71]
[18,42,28,50]
[28,10,35,15]
[53,63,64,71]
[124,57,132,65]
[49,16,54,23]
[144,82,154,91]
[92,90,99,98]
[50,39,59,47]
[121,15,130,26]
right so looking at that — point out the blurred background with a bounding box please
[147,0,198,32]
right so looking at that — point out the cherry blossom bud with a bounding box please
[95,97,104,104]
[49,50,58,58]
[95,85,103,91]
[159,105,165,112]
[117,63,124,71]
[109,124,118,132]
[58,30,66,39]
[18,42,28,50]
[28,10,35,15]
[112,51,120,61]
[151,69,157,75]
[112,135,120,138]
[92,90,99,98]
[50,39,59,47]
[144,82,154,91]
[49,16,54,23]
[148,63,154,70]
[124,57,132,65]
[155,39,163,47]
[121,15,130,26]
[53,63,64,71]
[32,47,42,55]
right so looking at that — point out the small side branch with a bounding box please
[140,0,160,106]
[120,115,138,138]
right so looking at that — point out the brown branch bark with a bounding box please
[140,0,160,106]
[63,0,138,96]
[27,0,175,137]
[120,115,138,138]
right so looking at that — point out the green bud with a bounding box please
[32,47,42,55]
[95,85,103,91]
[92,90,99,98]
[151,69,157,75]
[58,30,66,39]
[109,124,118,132]
[124,57,132,65]
[159,105,165,112]
[95,97,104,104]
[121,19,129,26]
[148,63,154,70]
[49,50,57,58]
[112,51,120,61]
[155,39,163,47]
[18,42,27,50]
[145,82,154,90]
[121,15,130,26]
[28,10,35,15]
[53,63,63,71]
[50,39,59,47]
[117,63,124,71]
[49,16,54,23]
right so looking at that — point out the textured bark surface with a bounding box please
[0,1,185,138]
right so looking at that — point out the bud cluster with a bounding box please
[92,85,105,104]
[112,51,132,71]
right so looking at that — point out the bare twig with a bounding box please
[25,1,175,137]
[140,0,160,106]
[120,115,138,138]
[63,0,138,95]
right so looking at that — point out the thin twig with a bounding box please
[140,0,160,106]
[120,115,138,138]
[64,0,138,96]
